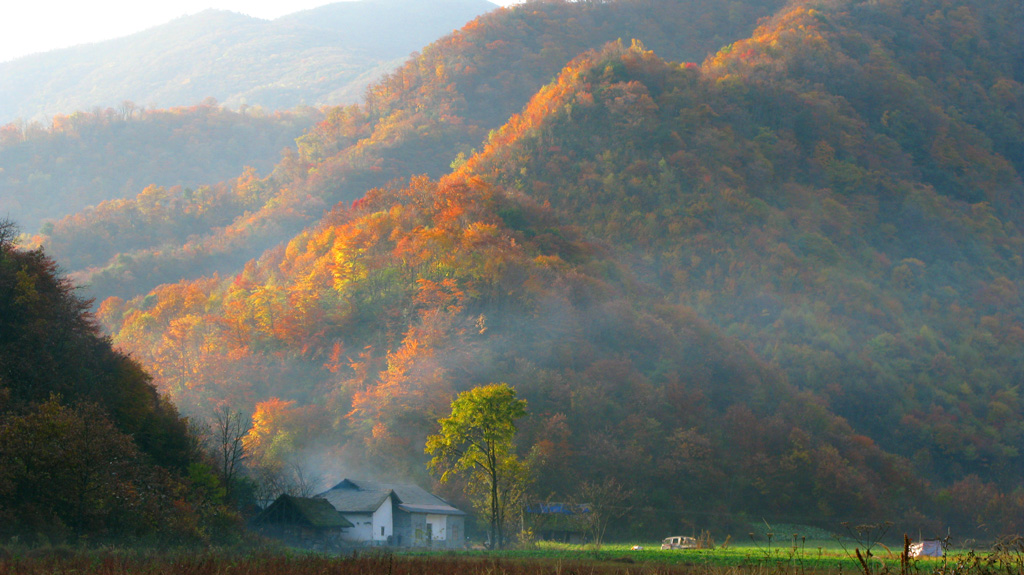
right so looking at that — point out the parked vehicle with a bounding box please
[661,535,698,550]
[909,540,944,557]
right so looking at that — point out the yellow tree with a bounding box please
[425,383,528,549]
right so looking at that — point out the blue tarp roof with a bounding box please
[526,502,590,515]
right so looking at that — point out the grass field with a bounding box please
[3,526,1021,575]
[405,541,937,573]
[0,542,992,575]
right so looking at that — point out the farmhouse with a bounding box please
[317,478,466,548]
[253,494,353,549]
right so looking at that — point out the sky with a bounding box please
[1,0,523,64]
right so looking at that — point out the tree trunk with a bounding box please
[490,445,500,548]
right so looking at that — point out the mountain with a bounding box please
[0,104,319,234]
[0,0,497,124]
[95,0,1024,536]
[44,0,787,301]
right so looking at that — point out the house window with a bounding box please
[381,526,385,536]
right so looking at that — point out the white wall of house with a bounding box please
[340,512,374,542]
[337,495,394,544]
[372,496,393,542]
[339,497,394,543]
[426,514,447,541]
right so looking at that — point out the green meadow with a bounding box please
[387,528,1013,575]
[2,523,1020,575]
[0,543,1001,575]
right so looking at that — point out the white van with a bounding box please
[661,535,698,550]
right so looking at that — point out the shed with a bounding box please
[254,494,353,548]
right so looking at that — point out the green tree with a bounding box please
[0,398,142,538]
[425,383,528,549]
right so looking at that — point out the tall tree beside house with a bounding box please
[426,383,528,549]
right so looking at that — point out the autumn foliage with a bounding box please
[46,0,788,303]
[47,0,1024,538]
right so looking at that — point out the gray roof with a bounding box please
[397,503,466,515]
[318,478,464,516]
[317,484,394,514]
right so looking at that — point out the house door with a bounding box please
[425,523,433,546]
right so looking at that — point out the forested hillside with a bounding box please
[0,221,235,542]
[0,0,496,124]
[0,103,318,234]
[44,0,786,302]
[459,0,1024,491]
[93,0,1024,538]
[100,173,926,535]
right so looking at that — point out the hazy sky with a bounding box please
[1,0,523,63]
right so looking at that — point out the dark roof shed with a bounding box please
[255,494,354,529]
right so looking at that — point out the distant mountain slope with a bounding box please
[0,104,318,234]
[0,0,496,124]
[48,0,785,301]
